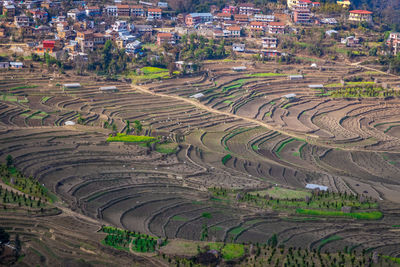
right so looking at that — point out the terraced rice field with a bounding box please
[1,61,400,259]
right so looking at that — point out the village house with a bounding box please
[185,13,213,26]
[19,26,34,37]
[293,0,311,23]
[105,5,118,17]
[158,2,168,9]
[3,5,15,18]
[234,14,249,24]
[227,26,241,38]
[337,0,351,7]
[157,32,175,46]
[238,3,260,16]
[147,8,162,20]
[341,36,360,47]
[130,5,145,17]
[36,40,58,53]
[250,21,266,32]
[67,9,85,21]
[387,32,400,55]
[85,6,101,17]
[14,15,32,28]
[222,6,237,14]
[117,5,131,17]
[261,50,281,57]
[287,0,299,10]
[348,10,373,23]
[135,24,153,34]
[10,62,23,69]
[125,40,142,54]
[215,12,232,21]
[252,14,275,22]
[28,9,48,22]
[232,43,245,52]
[0,62,10,68]
[268,22,285,34]
[262,37,278,49]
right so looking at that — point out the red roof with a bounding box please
[217,13,231,17]
[158,32,172,37]
[227,26,241,31]
[349,10,372,14]
[299,0,312,3]
[148,8,162,12]
[268,22,285,26]
[250,21,264,26]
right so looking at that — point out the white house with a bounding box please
[232,43,245,52]
[105,5,118,17]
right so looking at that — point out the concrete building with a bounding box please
[348,10,373,23]
[293,0,311,23]
[185,13,213,26]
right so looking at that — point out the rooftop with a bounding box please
[349,10,372,14]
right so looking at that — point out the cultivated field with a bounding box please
[1,60,400,263]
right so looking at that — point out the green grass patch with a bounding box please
[252,187,311,200]
[41,96,52,103]
[282,103,292,109]
[210,226,223,232]
[10,85,38,91]
[155,142,178,154]
[141,66,168,74]
[296,56,318,62]
[171,215,188,222]
[221,243,245,260]
[223,100,233,104]
[382,256,400,265]
[229,227,245,236]
[107,133,156,143]
[221,154,232,165]
[275,138,296,157]
[296,209,383,220]
[202,212,212,219]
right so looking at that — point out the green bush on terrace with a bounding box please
[10,85,38,91]
[296,209,383,220]
[221,154,232,165]
[107,133,156,143]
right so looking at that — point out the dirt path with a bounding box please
[350,61,398,77]
[132,84,307,142]
[131,84,395,153]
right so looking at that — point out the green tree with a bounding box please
[126,120,130,134]
[6,155,13,168]
[268,233,278,247]
[134,120,142,134]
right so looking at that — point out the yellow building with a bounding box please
[287,0,298,10]
[348,10,373,23]
[337,0,350,7]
